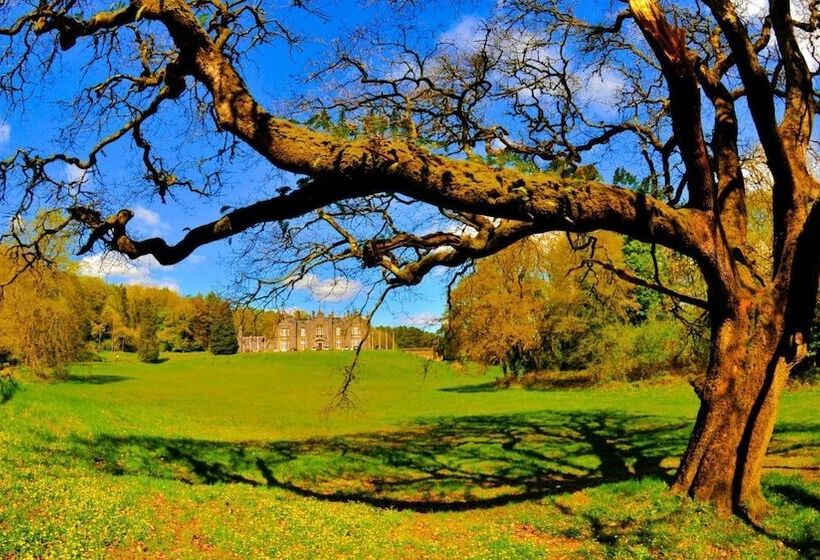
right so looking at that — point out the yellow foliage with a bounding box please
[0,250,88,376]
[448,239,548,368]
[447,232,644,372]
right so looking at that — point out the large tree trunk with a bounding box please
[671,297,791,520]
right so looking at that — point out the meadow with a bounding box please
[0,351,817,559]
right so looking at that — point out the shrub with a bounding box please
[596,319,702,382]
[0,372,17,404]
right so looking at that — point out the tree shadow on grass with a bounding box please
[768,482,820,511]
[438,382,502,393]
[59,411,818,513]
[65,410,690,512]
[439,372,597,393]
[42,409,818,553]
[62,374,134,385]
[750,478,820,558]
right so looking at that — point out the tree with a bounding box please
[186,296,213,352]
[448,239,549,375]
[446,231,699,379]
[797,295,820,380]
[0,261,87,376]
[390,326,440,349]
[136,300,161,363]
[208,297,238,355]
[100,290,130,353]
[0,216,89,377]
[537,232,639,373]
[1,0,818,518]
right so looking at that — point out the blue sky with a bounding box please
[2,0,811,328]
[0,0,517,329]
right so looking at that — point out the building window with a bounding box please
[300,327,306,337]
[351,326,360,336]
[351,337,360,347]
[279,338,288,351]
[316,325,324,336]
[300,339,306,349]
[279,327,289,337]
[336,339,342,348]
[335,326,341,337]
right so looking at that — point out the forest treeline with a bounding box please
[1,234,817,383]
[0,198,817,383]
[439,170,820,385]
[442,232,820,383]
[0,244,436,376]
[0,248,241,375]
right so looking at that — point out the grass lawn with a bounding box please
[0,351,817,559]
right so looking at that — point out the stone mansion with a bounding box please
[239,312,374,353]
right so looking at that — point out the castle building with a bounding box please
[239,312,372,353]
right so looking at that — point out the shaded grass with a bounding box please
[0,351,817,558]
[54,410,687,511]
[0,372,18,403]
[63,374,134,385]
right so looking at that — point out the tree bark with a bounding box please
[672,296,791,520]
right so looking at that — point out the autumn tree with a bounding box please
[448,239,549,375]
[186,296,214,351]
[0,268,86,377]
[100,288,132,352]
[0,217,88,376]
[537,232,639,373]
[448,230,702,379]
[1,0,818,518]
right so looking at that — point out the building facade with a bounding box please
[239,312,371,353]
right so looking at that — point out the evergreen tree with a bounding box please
[136,301,161,363]
[208,297,238,355]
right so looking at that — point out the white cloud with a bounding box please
[792,0,820,72]
[733,0,818,72]
[9,214,24,234]
[440,15,485,51]
[133,205,161,226]
[421,218,480,237]
[78,253,179,291]
[575,66,625,109]
[441,15,555,61]
[733,0,767,18]
[0,121,10,145]
[293,273,362,302]
[64,163,89,185]
[132,205,170,237]
[439,15,622,113]
[400,312,441,329]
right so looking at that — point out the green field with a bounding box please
[0,351,817,559]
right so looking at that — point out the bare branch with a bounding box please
[581,257,709,309]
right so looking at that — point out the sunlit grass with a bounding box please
[0,351,817,558]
